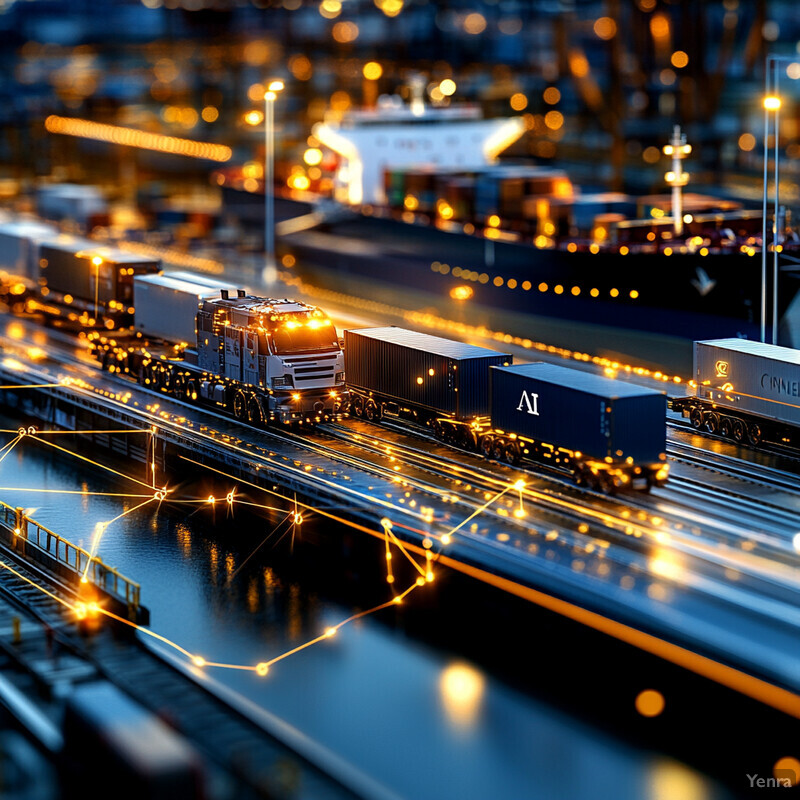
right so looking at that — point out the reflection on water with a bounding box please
[648,760,715,800]
[440,662,485,731]
[0,417,730,800]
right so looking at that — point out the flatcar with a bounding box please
[344,326,668,492]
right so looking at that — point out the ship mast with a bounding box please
[663,125,691,237]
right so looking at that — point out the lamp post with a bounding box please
[761,54,795,344]
[263,80,284,284]
[662,125,690,238]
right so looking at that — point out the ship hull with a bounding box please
[280,215,796,344]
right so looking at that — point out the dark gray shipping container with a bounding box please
[694,339,800,427]
[345,327,510,419]
[39,240,158,307]
[490,363,666,463]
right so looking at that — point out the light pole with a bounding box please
[662,125,691,238]
[263,80,284,284]
[762,54,795,344]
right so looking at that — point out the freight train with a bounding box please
[2,214,798,479]
[0,221,345,426]
[0,220,160,328]
[672,339,800,449]
[344,327,669,493]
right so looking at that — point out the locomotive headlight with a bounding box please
[335,371,345,384]
[291,392,301,401]
[272,375,293,388]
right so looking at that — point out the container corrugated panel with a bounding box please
[39,239,97,301]
[490,363,666,463]
[0,222,57,279]
[345,327,510,418]
[134,275,232,344]
[695,339,800,427]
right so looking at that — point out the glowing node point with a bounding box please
[422,537,433,549]
[440,534,451,546]
[207,496,215,505]
[256,662,269,676]
[75,603,87,620]
[80,576,88,584]
[192,656,206,668]
[380,517,392,530]
[293,512,303,525]
[513,509,527,519]
[513,479,526,491]
[426,572,434,583]
[226,491,235,505]
[386,575,395,583]
[13,528,20,537]
[416,576,426,586]
[324,627,337,637]
[393,596,402,604]
[385,551,392,560]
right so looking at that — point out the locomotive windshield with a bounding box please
[270,318,339,354]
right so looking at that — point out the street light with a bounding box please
[761,54,793,344]
[263,80,285,283]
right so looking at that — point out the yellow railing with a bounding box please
[0,500,140,610]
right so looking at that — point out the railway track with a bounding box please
[667,438,800,495]
[0,523,393,800]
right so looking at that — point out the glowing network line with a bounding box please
[0,434,24,467]
[0,488,153,498]
[81,497,155,583]
[32,435,155,490]
[0,428,153,435]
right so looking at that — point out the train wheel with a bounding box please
[173,375,186,401]
[747,422,762,446]
[248,396,264,426]
[690,408,703,429]
[233,390,247,421]
[186,379,198,402]
[719,417,732,439]
[503,442,520,465]
[432,420,444,440]
[480,435,494,457]
[365,399,379,421]
[732,418,745,443]
[352,395,364,418]
[463,429,479,452]
[703,412,719,434]
[491,439,505,461]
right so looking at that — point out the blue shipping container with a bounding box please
[490,363,666,463]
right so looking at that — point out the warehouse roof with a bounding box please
[698,338,800,366]
[492,362,665,399]
[348,327,509,360]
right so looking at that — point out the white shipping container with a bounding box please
[133,274,241,345]
[0,220,58,279]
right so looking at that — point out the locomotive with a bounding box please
[90,274,345,426]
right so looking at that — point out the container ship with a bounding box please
[217,96,800,347]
